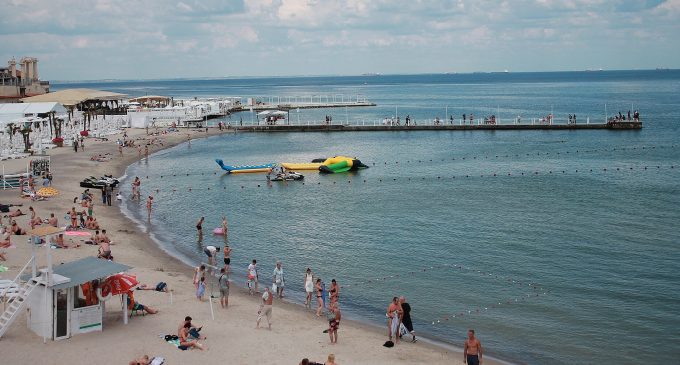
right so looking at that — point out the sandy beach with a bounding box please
[0,127,504,365]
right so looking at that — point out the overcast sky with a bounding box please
[2,0,679,80]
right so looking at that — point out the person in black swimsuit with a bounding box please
[399,296,416,342]
[196,217,204,240]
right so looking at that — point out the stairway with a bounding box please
[0,278,39,339]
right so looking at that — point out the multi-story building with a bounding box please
[0,57,50,103]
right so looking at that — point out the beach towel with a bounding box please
[165,338,188,351]
[150,357,165,365]
[0,265,8,272]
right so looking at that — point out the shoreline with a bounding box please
[0,127,508,365]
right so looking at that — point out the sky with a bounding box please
[1,0,680,80]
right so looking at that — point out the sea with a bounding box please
[54,70,680,364]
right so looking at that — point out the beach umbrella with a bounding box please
[102,273,138,296]
[36,186,59,197]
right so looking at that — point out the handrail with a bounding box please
[0,256,35,302]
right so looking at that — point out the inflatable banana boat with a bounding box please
[215,159,274,174]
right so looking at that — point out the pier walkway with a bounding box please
[221,121,642,132]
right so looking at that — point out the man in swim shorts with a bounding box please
[464,329,483,365]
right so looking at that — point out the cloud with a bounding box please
[0,0,678,79]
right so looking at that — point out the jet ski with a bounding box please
[269,172,304,182]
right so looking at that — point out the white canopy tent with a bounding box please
[0,102,67,125]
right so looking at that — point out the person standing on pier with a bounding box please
[470,113,474,125]
[463,114,466,125]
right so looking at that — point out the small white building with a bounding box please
[25,256,132,340]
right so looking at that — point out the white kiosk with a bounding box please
[25,256,131,340]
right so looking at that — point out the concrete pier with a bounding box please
[225,121,642,133]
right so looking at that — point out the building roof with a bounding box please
[50,257,131,290]
[21,88,126,106]
[0,102,67,115]
[0,102,68,124]
[129,95,171,102]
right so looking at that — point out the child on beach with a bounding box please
[196,276,206,301]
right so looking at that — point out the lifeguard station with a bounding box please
[0,226,132,341]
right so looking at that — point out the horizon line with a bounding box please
[50,68,678,84]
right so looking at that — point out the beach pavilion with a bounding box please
[21,88,127,120]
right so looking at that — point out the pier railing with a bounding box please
[219,116,606,128]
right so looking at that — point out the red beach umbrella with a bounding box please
[102,273,138,296]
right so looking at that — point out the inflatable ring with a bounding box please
[213,228,225,235]
[96,285,112,302]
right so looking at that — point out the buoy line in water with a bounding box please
[134,163,679,196]
[139,144,679,180]
[429,289,550,325]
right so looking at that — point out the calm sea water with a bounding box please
[55,71,680,364]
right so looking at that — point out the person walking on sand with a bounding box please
[144,144,149,159]
[327,303,341,344]
[399,296,417,342]
[386,297,403,344]
[196,217,204,239]
[315,278,325,317]
[105,184,113,206]
[304,268,314,309]
[256,287,273,330]
[218,267,229,308]
[146,196,153,219]
[273,261,285,298]
[247,259,259,294]
[464,329,483,365]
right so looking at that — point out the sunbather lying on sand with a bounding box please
[7,208,24,217]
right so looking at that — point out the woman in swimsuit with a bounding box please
[304,268,314,309]
[69,207,78,229]
[315,278,324,317]
[329,279,339,306]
